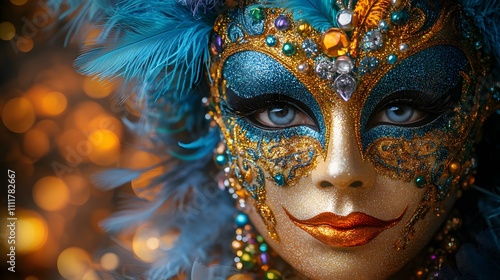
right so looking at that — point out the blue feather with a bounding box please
[92,168,144,190]
[265,0,339,32]
[74,0,217,101]
[460,0,500,63]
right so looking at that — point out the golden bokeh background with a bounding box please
[0,1,163,279]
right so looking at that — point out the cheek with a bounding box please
[246,175,457,280]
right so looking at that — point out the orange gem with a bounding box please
[321,28,349,57]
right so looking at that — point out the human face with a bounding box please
[209,1,490,279]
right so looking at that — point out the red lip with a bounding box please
[284,207,407,247]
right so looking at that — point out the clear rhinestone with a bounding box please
[335,55,353,74]
[315,57,336,80]
[334,74,357,101]
[302,38,318,57]
[336,9,354,31]
[363,30,383,52]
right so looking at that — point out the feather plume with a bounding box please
[265,0,338,32]
[354,0,392,29]
[75,0,217,102]
[460,0,500,65]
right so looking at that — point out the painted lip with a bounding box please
[284,207,407,247]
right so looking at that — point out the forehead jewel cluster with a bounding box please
[209,0,496,102]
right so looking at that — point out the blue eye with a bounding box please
[252,104,316,129]
[268,106,296,126]
[385,105,415,123]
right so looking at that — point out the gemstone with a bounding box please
[264,270,282,280]
[215,153,227,165]
[275,15,290,31]
[335,55,353,74]
[250,7,265,21]
[259,243,268,252]
[282,43,296,56]
[378,19,389,32]
[391,10,408,25]
[302,38,318,57]
[391,0,402,6]
[399,43,408,52]
[387,53,398,64]
[297,62,309,73]
[210,34,223,55]
[334,74,357,101]
[297,22,312,36]
[228,23,244,42]
[336,9,355,31]
[315,57,336,80]
[266,35,277,47]
[358,56,379,75]
[235,213,249,227]
[362,30,383,51]
[321,28,349,57]
[415,176,427,188]
[274,174,285,186]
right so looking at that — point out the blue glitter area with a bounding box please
[222,51,326,147]
[243,5,265,35]
[361,45,468,150]
[228,22,245,42]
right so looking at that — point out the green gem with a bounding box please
[250,7,265,21]
[274,174,285,186]
[256,235,264,243]
[282,43,296,56]
[240,253,255,270]
[415,176,427,188]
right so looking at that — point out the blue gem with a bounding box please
[282,42,296,56]
[302,38,317,57]
[215,154,227,166]
[359,56,379,75]
[274,174,285,186]
[363,30,383,52]
[378,19,389,32]
[387,54,398,64]
[391,11,408,25]
[235,213,249,227]
[259,243,268,252]
[266,35,277,47]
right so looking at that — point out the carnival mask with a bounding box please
[208,0,494,278]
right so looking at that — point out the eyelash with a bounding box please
[365,86,460,130]
[222,93,319,130]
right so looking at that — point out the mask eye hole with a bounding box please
[250,103,316,129]
[365,89,459,131]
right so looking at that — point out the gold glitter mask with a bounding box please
[208,0,496,242]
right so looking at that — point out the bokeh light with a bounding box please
[10,0,28,5]
[23,128,50,159]
[2,97,36,133]
[0,21,15,40]
[132,227,162,263]
[57,247,92,280]
[131,166,164,201]
[100,252,119,271]
[16,36,34,52]
[64,175,90,206]
[83,76,113,99]
[88,129,120,166]
[33,176,70,211]
[16,210,49,253]
[41,91,67,116]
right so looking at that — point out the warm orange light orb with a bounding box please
[33,176,70,211]
[2,97,36,133]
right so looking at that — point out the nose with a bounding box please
[312,107,376,189]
